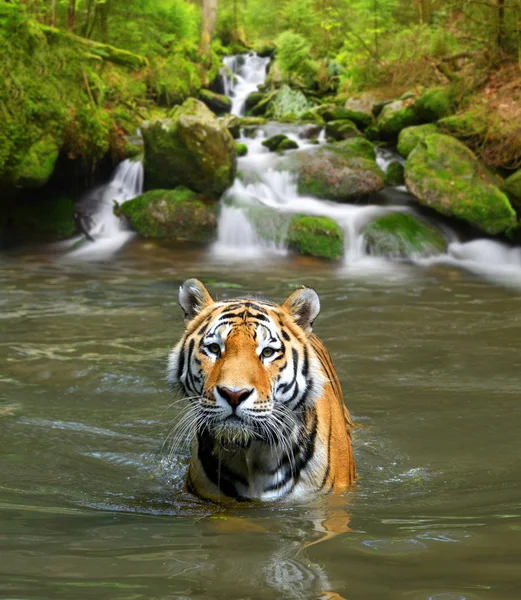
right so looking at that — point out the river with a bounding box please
[2,54,521,600]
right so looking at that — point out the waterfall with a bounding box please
[223,53,271,116]
[66,158,143,259]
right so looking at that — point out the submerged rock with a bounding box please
[377,100,420,139]
[405,134,516,235]
[118,187,218,241]
[364,212,447,257]
[142,99,236,195]
[15,136,60,188]
[397,123,440,158]
[288,215,344,259]
[285,137,384,201]
[199,89,232,115]
[325,119,361,141]
[502,170,521,209]
[384,161,405,187]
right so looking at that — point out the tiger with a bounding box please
[167,278,356,502]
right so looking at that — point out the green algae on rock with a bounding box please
[397,124,440,158]
[384,161,405,187]
[364,212,447,257]
[142,98,236,196]
[288,215,344,259]
[118,187,218,241]
[284,138,384,201]
[405,134,516,235]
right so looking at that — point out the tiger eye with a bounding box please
[261,347,275,358]
[208,343,221,355]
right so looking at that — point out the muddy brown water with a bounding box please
[1,240,521,600]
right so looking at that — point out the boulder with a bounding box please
[414,87,456,122]
[377,100,420,139]
[501,170,521,209]
[278,138,299,151]
[221,114,241,139]
[438,109,487,141]
[364,212,447,257]
[325,119,361,141]
[262,134,289,152]
[284,137,384,201]
[15,136,60,188]
[236,143,248,157]
[398,123,440,158]
[245,92,266,112]
[142,99,236,195]
[268,85,311,119]
[199,89,232,115]
[384,161,405,187]
[322,106,372,129]
[345,95,376,118]
[118,187,218,241]
[288,215,344,259]
[405,134,516,235]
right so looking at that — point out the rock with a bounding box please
[236,143,248,157]
[372,99,393,118]
[405,134,516,235]
[384,161,405,186]
[15,136,60,188]
[221,114,241,139]
[344,95,376,117]
[142,98,236,195]
[365,125,380,141]
[245,92,266,112]
[501,170,521,209]
[325,119,361,141]
[288,215,344,259]
[250,92,275,116]
[414,87,455,122]
[438,109,487,141]
[10,195,76,238]
[364,212,447,257]
[268,85,311,119]
[262,134,290,152]
[285,137,384,201]
[118,187,218,241]
[397,123,440,158]
[278,138,299,151]
[199,89,232,115]
[377,100,420,139]
[322,106,372,129]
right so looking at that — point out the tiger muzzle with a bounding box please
[217,387,253,409]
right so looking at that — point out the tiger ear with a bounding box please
[283,287,320,335]
[179,279,213,323]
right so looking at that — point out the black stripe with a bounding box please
[279,349,299,394]
[177,340,186,381]
[185,339,196,393]
[282,330,290,341]
[317,409,333,492]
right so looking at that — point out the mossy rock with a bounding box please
[199,89,232,115]
[262,134,289,152]
[414,87,456,122]
[438,110,487,141]
[118,187,218,241]
[142,99,236,196]
[325,119,361,141]
[278,138,299,151]
[321,106,372,129]
[284,138,384,201]
[236,116,268,128]
[397,124,440,158]
[405,134,516,235]
[501,170,521,209]
[384,161,405,187]
[267,85,311,119]
[377,100,421,139]
[299,106,326,125]
[15,136,60,188]
[245,92,266,112]
[255,41,276,57]
[10,195,76,238]
[288,215,344,259]
[250,93,275,116]
[236,143,248,157]
[364,212,447,258]
[372,100,393,118]
[221,114,241,139]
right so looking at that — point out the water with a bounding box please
[223,53,271,116]
[2,245,521,599]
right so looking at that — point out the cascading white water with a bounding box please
[223,53,271,116]
[66,158,143,259]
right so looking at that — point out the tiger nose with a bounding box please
[218,387,253,408]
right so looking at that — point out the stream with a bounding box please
[2,53,521,599]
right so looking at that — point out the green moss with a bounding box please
[438,109,487,141]
[384,161,405,186]
[405,134,516,235]
[118,187,218,241]
[325,119,361,141]
[15,136,60,188]
[364,212,446,257]
[288,215,344,259]
[11,196,76,238]
[278,138,299,151]
[414,87,456,122]
[321,107,372,129]
[262,134,289,152]
[245,92,266,112]
[377,100,421,139]
[335,137,376,161]
[501,170,521,209]
[199,89,231,115]
[236,143,248,157]
[397,124,440,158]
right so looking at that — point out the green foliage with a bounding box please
[275,31,317,83]
[288,215,344,259]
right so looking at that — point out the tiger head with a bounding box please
[168,279,324,446]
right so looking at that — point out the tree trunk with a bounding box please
[51,0,57,26]
[200,0,218,57]
[68,0,76,31]
[497,0,506,48]
[419,0,432,25]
